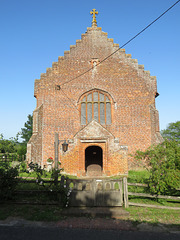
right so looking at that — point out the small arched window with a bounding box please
[81,90,112,125]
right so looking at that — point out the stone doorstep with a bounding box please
[61,207,129,218]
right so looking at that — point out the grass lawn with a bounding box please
[126,206,180,225]
[0,203,179,226]
[128,170,150,183]
[0,204,64,222]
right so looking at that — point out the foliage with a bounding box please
[20,114,33,144]
[27,162,68,206]
[0,134,16,154]
[0,161,19,200]
[161,121,180,142]
[28,162,47,180]
[0,114,33,161]
[47,157,53,163]
[0,134,26,160]
[19,161,27,173]
[16,144,27,158]
[133,140,180,195]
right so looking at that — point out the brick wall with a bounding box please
[27,26,163,176]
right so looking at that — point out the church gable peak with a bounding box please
[35,9,158,97]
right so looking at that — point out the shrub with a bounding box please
[0,161,19,200]
[133,140,180,195]
[27,162,68,206]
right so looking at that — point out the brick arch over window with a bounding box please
[80,90,112,125]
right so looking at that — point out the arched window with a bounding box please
[81,90,112,125]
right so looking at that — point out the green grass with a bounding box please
[19,171,52,179]
[128,170,150,183]
[0,203,179,226]
[127,170,150,194]
[127,169,180,208]
[0,204,64,222]
[19,171,77,180]
[128,196,180,207]
[16,181,56,191]
[126,206,180,225]
[0,169,179,225]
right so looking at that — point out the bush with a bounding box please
[27,162,68,206]
[16,144,27,160]
[133,140,180,195]
[0,161,19,200]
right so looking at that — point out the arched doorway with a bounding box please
[85,146,103,176]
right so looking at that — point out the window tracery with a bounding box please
[81,90,112,125]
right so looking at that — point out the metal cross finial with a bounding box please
[90,9,98,27]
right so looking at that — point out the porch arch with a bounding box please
[85,145,103,176]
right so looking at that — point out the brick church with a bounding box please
[27,9,163,177]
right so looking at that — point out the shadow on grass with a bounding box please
[0,203,180,232]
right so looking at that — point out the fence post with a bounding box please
[119,179,123,205]
[93,179,96,206]
[123,177,129,208]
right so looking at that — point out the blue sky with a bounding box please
[0,0,180,140]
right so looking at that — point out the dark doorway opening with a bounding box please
[85,146,103,176]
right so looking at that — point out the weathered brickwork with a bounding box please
[27,25,163,176]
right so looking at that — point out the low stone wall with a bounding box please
[66,178,123,207]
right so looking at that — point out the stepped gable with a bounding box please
[34,25,157,99]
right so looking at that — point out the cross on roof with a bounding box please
[90,9,98,27]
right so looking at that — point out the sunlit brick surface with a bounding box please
[27,26,163,176]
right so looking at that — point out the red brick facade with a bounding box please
[27,25,163,176]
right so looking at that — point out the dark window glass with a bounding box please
[81,90,112,125]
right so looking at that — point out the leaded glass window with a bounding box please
[80,90,112,125]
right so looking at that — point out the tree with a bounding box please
[0,114,33,158]
[0,134,16,154]
[134,140,180,195]
[161,121,180,142]
[20,114,33,144]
